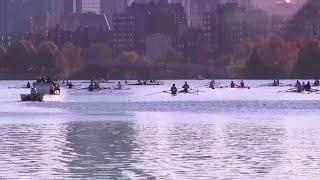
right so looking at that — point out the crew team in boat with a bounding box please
[15,77,320,102]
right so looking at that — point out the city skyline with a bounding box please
[0,0,303,35]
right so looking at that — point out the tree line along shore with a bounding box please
[0,36,319,80]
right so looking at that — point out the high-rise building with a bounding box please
[76,0,101,14]
[204,3,246,52]
[182,0,220,28]
[0,1,10,35]
[64,0,83,14]
[47,0,65,27]
[238,0,253,10]
[101,0,127,28]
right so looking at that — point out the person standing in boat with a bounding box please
[171,84,178,95]
[182,82,190,93]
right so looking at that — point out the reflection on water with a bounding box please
[0,113,320,179]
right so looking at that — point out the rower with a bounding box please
[230,81,235,88]
[272,80,277,86]
[26,82,31,88]
[295,80,301,87]
[171,84,178,95]
[300,82,306,92]
[67,81,73,89]
[240,80,245,88]
[89,83,94,91]
[116,81,122,90]
[314,79,320,86]
[50,85,55,95]
[209,79,215,89]
[94,82,100,90]
[182,82,190,93]
[305,82,311,91]
[46,77,53,83]
[297,83,303,92]
[41,76,46,83]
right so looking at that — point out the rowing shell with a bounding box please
[127,82,164,86]
[104,87,131,90]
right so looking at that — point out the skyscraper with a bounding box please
[47,0,65,27]
[238,0,253,10]
[101,0,127,28]
[0,1,10,35]
[182,0,220,28]
[80,0,101,14]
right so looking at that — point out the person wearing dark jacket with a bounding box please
[171,84,178,95]
[304,82,311,91]
[240,80,245,88]
[231,81,235,88]
[182,82,190,93]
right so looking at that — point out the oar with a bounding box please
[8,85,28,89]
[216,85,229,89]
[178,90,198,95]
[234,85,251,89]
[310,89,319,93]
[145,90,170,96]
[277,87,296,93]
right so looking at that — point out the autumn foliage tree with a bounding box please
[85,43,113,66]
[6,40,37,73]
[59,42,84,78]
[36,41,59,73]
[119,51,141,64]
[0,47,7,72]
[163,49,184,64]
[293,38,320,77]
[246,36,293,78]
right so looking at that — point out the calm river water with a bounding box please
[0,80,319,179]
